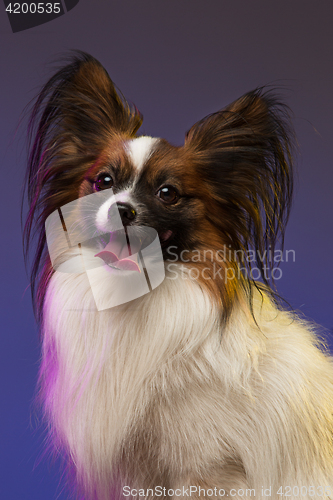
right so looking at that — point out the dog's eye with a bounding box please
[95,173,113,191]
[157,186,179,204]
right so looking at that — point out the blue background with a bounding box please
[1,1,332,498]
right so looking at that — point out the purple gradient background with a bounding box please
[0,1,332,498]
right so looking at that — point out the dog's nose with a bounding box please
[109,203,136,226]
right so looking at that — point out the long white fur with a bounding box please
[41,264,333,500]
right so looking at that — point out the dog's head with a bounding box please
[24,52,294,318]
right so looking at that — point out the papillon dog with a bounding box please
[24,52,333,500]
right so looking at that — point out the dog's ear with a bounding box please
[24,52,142,317]
[185,89,294,289]
[28,51,142,169]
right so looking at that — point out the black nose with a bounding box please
[109,203,136,226]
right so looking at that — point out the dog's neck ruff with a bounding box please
[40,267,333,496]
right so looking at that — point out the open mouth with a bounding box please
[94,229,142,272]
[94,228,173,271]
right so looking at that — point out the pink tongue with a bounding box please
[94,232,141,272]
[160,230,173,242]
[94,250,141,272]
[94,251,119,265]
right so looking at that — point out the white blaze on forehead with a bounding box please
[126,136,159,172]
[95,137,159,232]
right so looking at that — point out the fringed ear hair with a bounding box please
[185,88,294,296]
[24,51,143,318]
